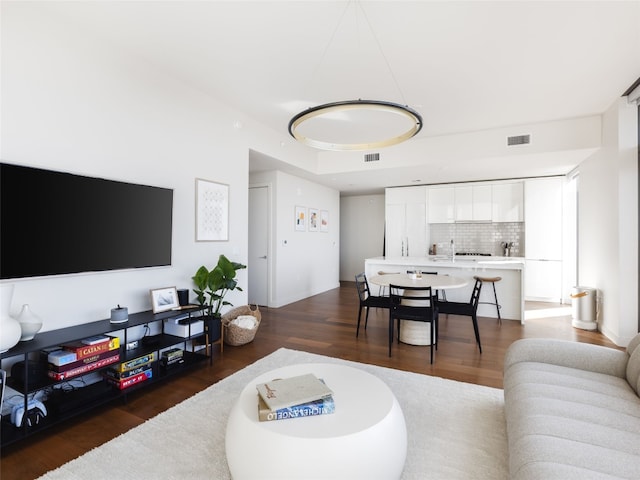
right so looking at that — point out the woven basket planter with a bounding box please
[221,305,261,346]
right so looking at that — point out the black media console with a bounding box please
[0,306,221,447]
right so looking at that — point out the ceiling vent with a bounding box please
[507,134,531,146]
[364,153,380,162]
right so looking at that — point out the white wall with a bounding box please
[578,98,639,346]
[339,195,385,281]
[0,3,326,331]
[250,170,340,307]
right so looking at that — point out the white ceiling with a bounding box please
[36,1,640,195]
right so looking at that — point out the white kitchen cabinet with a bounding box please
[454,185,492,221]
[525,177,562,260]
[473,185,493,221]
[525,259,563,301]
[454,186,473,221]
[492,182,523,222]
[428,187,455,223]
[524,177,563,301]
[385,186,428,257]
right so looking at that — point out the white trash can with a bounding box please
[570,286,598,330]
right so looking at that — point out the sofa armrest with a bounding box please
[504,338,628,378]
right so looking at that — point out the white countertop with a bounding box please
[365,256,525,270]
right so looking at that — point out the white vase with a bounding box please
[0,284,22,353]
[17,304,43,341]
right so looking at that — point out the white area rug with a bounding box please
[38,348,508,480]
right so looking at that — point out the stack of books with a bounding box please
[104,352,155,390]
[160,348,184,370]
[256,373,335,422]
[47,335,121,381]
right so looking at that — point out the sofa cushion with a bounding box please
[504,359,640,479]
[627,346,640,394]
[626,332,640,394]
[627,332,640,356]
[504,338,628,378]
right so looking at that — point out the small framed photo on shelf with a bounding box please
[309,208,319,232]
[295,205,306,232]
[150,286,179,313]
[320,210,329,232]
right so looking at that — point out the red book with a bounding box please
[62,337,120,360]
[49,349,120,373]
[48,353,121,381]
[106,369,152,390]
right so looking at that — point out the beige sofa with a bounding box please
[503,332,640,479]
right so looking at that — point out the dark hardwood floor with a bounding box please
[1,282,619,480]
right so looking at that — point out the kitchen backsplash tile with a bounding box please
[430,222,524,256]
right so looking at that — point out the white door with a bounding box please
[248,186,269,306]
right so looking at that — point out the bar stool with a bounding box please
[474,275,502,324]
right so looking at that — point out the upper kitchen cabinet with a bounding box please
[492,182,524,222]
[385,186,428,257]
[525,177,563,260]
[454,185,492,222]
[428,187,455,223]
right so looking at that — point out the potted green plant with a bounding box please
[192,254,247,318]
[192,254,247,349]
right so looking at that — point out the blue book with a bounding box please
[258,394,335,422]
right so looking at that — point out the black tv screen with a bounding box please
[0,163,173,279]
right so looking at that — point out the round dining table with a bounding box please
[368,273,468,345]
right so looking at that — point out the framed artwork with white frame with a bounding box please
[196,178,229,241]
[150,286,179,313]
[295,206,306,231]
[309,208,319,232]
[320,210,329,232]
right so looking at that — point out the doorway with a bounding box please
[248,185,270,306]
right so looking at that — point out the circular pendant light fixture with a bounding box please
[288,99,422,151]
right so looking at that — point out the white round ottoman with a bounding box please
[225,363,407,479]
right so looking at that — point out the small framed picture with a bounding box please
[295,205,306,232]
[320,210,329,232]
[150,287,179,313]
[309,208,319,232]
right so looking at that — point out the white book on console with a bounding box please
[256,373,333,411]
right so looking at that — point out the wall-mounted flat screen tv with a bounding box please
[1,163,173,280]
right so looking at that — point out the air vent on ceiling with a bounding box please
[364,153,380,162]
[507,134,531,146]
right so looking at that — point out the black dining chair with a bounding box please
[388,284,438,364]
[436,276,483,353]
[355,273,389,337]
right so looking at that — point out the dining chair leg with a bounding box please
[429,319,434,364]
[356,307,363,337]
[388,314,394,357]
[471,313,482,353]
[364,307,370,331]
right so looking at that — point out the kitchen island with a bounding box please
[365,256,525,322]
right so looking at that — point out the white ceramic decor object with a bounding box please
[17,304,43,341]
[0,284,22,352]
